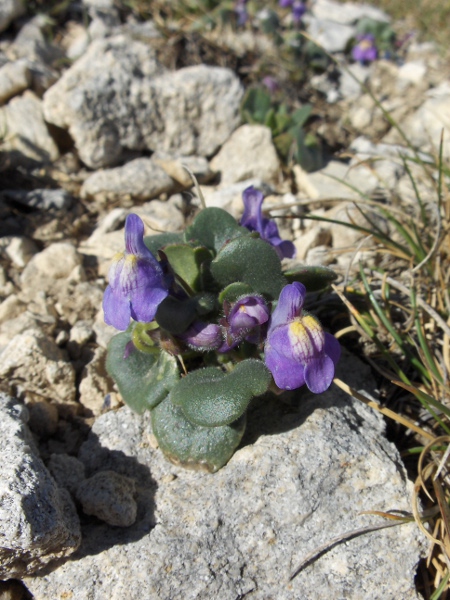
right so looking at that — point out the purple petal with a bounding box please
[124,214,160,265]
[180,321,223,350]
[304,355,335,393]
[268,282,306,332]
[229,296,270,333]
[272,239,297,260]
[130,283,169,323]
[288,315,325,362]
[240,186,264,233]
[324,332,341,365]
[103,285,132,330]
[265,343,305,390]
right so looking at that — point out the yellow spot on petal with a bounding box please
[288,314,325,360]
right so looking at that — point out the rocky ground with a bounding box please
[1,0,449,598]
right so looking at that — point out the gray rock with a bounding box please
[43,35,167,168]
[81,157,175,202]
[0,328,76,403]
[338,62,371,100]
[0,393,81,578]
[4,188,73,211]
[0,294,26,324]
[43,35,243,168]
[0,310,56,352]
[210,124,281,185]
[20,242,82,295]
[0,0,25,33]
[311,0,390,25]
[78,347,115,416]
[0,59,31,105]
[305,16,355,53]
[48,454,86,497]
[76,470,137,527]
[384,81,450,161]
[0,91,59,164]
[1,235,38,267]
[24,354,424,599]
[296,159,378,201]
[27,400,59,437]
[152,154,214,186]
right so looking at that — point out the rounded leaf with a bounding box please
[184,207,247,254]
[151,396,246,473]
[106,331,179,413]
[284,264,337,291]
[211,236,287,300]
[171,359,271,427]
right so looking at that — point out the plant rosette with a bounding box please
[104,186,340,472]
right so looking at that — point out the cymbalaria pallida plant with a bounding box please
[104,186,340,472]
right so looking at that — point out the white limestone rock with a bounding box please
[24,353,424,599]
[0,91,59,164]
[210,124,281,185]
[0,328,76,403]
[81,157,175,202]
[0,59,31,104]
[43,35,243,168]
[0,393,80,578]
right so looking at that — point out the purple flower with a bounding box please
[240,186,296,260]
[103,214,169,331]
[352,34,378,64]
[278,0,293,7]
[221,295,270,351]
[292,0,306,23]
[179,321,223,351]
[264,282,340,392]
[234,0,248,26]
[262,76,280,94]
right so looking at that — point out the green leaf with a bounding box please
[293,127,323,172]
[291,104,312,128]
[218,282,254,304]
[273,131,294,161]
[144,232,184,256]
[241,88,272,125]
[151,396,246,472]
[106,332,179,413]
[284,264,338,291]
[184,207,247,254]
[163,244,213,292]
[211,236,287,300]
[171,359,271,427]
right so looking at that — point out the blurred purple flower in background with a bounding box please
[262,76,280,94]
[278,0,307,24]
[264,282,340,392]
[234,0,249,26]
[292,0,307,23]
[103,214,169,331]
[240,186,296,260]
[352,33,378,63]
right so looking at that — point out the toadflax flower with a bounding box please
[264,282,340,392]
[179,321,223,352]
[103,213,169,331]
[220,295,270,351]
[352,34,378,64]
[240,186,296,260]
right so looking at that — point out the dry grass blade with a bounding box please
[333,377,436,441]
[290,519,410,581]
